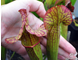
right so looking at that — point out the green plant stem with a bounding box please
[10,52,15,60]
[21,29,43,60]
[25,43,43,60]
[1,0,5,5]
[5,0,13,4]
[46,0,56,8]
[1,46,6,60]
[60,23,68,40]
[47,26,60,60]
[44,5,72,60]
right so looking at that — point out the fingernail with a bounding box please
[69,52,77,58]
[62,53,76,60]
[65,53,74,59]
[69,53,74,58]
[66,57,78,60]
[67,52,78,59]
[74,52,77,56]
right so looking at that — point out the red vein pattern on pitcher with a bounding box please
[44,5,72,60]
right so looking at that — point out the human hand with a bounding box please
[1,0,77,60]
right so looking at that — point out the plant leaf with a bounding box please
[20,28,40,48]
[57,5,72,25]
[5,36,18,43]
[25,24,47,37]
[55,0,70,6]
[66,2,74,12]
[55,0,64,5]
[19,9,43,60]
[19,9,47,37]
[44,5,72,31]
[54,0,75,12]
[44,5,72,60]
[5,21,25,43]
[70,0,76,6]
[44,6,58,30]
[26,43,43,60]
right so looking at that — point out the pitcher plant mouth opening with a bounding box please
[5,9,47,47]
[5,9,47,60]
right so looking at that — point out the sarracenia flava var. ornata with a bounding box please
[5,9,47,60]
[44,5,72,60]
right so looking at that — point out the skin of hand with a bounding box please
[1,0,77,60]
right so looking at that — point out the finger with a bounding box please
[2,29,27,56]
[41,35,76,55]
[2,39,29,60]
[58,47,76,59]
[16,0,46,18]
[59,35,76,54]
[28,0,46,18]
[40,36,77,59]
[40,37,47,47]
[40,44,46,55]
[2,0,46,24]
[58,54,66,60]
[40,43,66,60]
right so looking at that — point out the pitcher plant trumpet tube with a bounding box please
[5,9,47,60]
[44,5,72,60]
